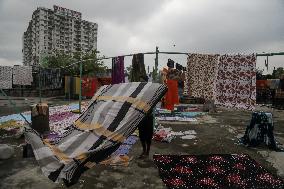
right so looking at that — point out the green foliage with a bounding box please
[272,67,284,79]
[41,50,106,76]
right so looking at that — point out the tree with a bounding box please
[41,50,106,76]
[272,67,284,79]
[256,68,264,80]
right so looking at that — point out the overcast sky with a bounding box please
[0,0,283,74]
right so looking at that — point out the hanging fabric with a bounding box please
[183,70,189,95]
[256,80,268,89]
[267,79,280,90]
[40,68,62,89]
[111,56,125,84]
[82,77,98,98]
[24,82,167,186]
[13,66,33,85]
[0,66,13,89]
[131,53,147,82]
[280,78,284,90]
[214,54,256,110]
[186,54,219,100]
[163,79,179,110]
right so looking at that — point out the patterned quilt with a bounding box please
[24,82,167,186]
[12,66,33,85]
[187,54,219,100]
[0,66,13,89]
[214,55,256,110]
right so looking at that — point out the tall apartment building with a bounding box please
[23,5,98,66]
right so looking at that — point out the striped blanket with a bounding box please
[24,82,167,186]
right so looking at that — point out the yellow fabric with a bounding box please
[64,76,70,93]
[100,155,132,167]
[0,120,23,129]
[92,95,150,112]
[43,139,72,164]
[85,161,96,168]
[75,77,80,95]
[74,120,126,143]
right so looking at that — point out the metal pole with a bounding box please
[39,67,42,103]
[154,46,159,82]
[0,89,31,126]
[68,76,71,102]
[79,61,82,113]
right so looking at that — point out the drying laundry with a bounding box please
[183,71,189,95]
[240,112,280,150]
[153,127,175,143]
[12,66,33,85]
[24,82,167,186]
[215,54,256,110]
[163,79,179,110]
[153,126,197,143]
[267,79,280,90]
[153,154,284,189]
[181,135,196,140]
[112,56,125,84]
[39,68,62,89]
[156,116,197,122]
[131,54,147,82]
[186,54,219,100]
[112,136,139,156]
[82,77,98,98]
[256,80,268,89]
[280,79,284,90]
[0,66,13,89]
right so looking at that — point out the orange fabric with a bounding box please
[163,79,179,110]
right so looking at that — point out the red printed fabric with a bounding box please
[215,55,256,110]
[82,77,98,98]
[187,54,219,100]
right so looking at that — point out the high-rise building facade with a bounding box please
[23,5,98,66]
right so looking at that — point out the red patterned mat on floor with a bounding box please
[153,154,284,189]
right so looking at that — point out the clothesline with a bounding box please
[62,51,284,69]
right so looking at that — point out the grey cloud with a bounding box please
[0,0,283,74]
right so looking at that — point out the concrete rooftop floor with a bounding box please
[0,104,284,189]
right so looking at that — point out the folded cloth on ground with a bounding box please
[100,155,132,167]
[122,135,138,145]
[111,144,132,156]
[156,116,197,122]
[24,82,167,186]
